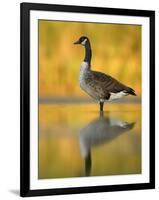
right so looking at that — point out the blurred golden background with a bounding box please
[39,20,141,98]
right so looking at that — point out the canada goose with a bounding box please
[79,112,135,176]
[74,36,136,111]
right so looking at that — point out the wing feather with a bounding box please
[91,71,136,95]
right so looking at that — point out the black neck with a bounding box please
[84,41,92,66]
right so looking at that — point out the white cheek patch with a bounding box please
[81,38,87,46]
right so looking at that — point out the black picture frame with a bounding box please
[20,2,155,197]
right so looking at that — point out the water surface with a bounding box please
[39,103,141,179]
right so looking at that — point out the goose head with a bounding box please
[74,36,89,46]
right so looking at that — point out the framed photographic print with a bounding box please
[20,2,155,197]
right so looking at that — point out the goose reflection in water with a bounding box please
[79,112,135,176]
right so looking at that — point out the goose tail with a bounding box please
[126,87,137,96]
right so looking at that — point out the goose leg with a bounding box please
[99,101,104,112]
